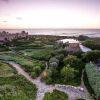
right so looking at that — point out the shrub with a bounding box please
[82,39,100,50]
[49,62,58,68]
[41,67,58,84]
[85,63,100,100]
[61,65,75,83]
[55,54,64,61]
[64,55,84,70]
[83,50,100,62]
[43,89,68,100]
[49,57,59,65]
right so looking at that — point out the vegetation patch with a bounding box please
[42,89,68,100]
[0,53,45,78]
[85,63,100,100]
[0,62,37,100]
[0,62,16,77]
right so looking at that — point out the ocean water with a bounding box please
[0,29,100,37]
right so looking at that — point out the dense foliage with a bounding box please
[64,55,84,70]
[0,53,45,78]
[85,63,100,100]
[83,50,100,62]
[0,44,9,51]
[62,55,84,85]
[82,39,100,50]
[61,65,76,83]
[77,35,89,41]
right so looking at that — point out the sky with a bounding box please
[0,0,100,29]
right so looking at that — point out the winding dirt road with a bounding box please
[7,61,90,100]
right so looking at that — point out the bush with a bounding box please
[83,50,100,62]
[49,62,58,68]
[61,65,75,83]
[64,55,84,70]
[82,39,100,50]
[41,67,58,84]
[55,54,64,61]
[85,63,100,100]
[43,89,68,100]
[49,57,59,65]
[78,35,89,41]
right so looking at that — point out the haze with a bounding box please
[0,0,100,29]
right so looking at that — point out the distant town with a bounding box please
[0,31,28,43]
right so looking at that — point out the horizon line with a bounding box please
[0,28,100,30]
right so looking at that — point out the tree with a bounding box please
[61,65,75,82]
[55,54,64,61]
[82,39,100,50]
[42,67,58,84]
[63,55,84,69]
[83,50,100,62]
[49,57,59,65]
[78,35,89,41]
[49,62,58,68]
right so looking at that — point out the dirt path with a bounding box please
[80,70,92,100]
[7,61,90,100]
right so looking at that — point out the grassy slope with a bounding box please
[0,62,37,100]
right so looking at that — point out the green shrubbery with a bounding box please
[82,39,100,50]
[61,65,76,83]
[42,54,83,85]
[26,48,53,61]
[85,63,100,100]
[0,53,45,78]
[0,44,9,51]
[83,50,100,62]
[64,55,84,70]
[43,89,68,100]
[61,55,84,85]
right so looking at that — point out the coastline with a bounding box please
[0,29,100,37]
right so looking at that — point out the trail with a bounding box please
[7,61,90,100]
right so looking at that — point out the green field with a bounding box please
[0,62,37,100]
[0,62,16,77]
[0,52,45,78]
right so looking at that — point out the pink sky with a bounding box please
[0,0,100,29]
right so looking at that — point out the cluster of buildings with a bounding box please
[0,31,28,43]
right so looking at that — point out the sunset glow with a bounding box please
[0,0,100,29]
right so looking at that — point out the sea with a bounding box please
[0,29,100,37]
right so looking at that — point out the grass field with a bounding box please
[19,47,54,61]
[0,62,16,77]
[0,62,37,100]
[0,52,45,78]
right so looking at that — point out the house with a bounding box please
[65,42,80,52]
[57,39,80,52]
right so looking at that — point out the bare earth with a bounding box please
[7,61,91,100]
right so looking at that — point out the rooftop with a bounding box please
[58,39,79,44]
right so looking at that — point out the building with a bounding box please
[0,31,28,43]
[65,42,80,52]
[57,39,80,52]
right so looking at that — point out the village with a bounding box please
[0,31,28,43]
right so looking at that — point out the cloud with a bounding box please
[3,20,8,23]
[1,0,9,3]
[16,17,22,20]
[0,20,8,23]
